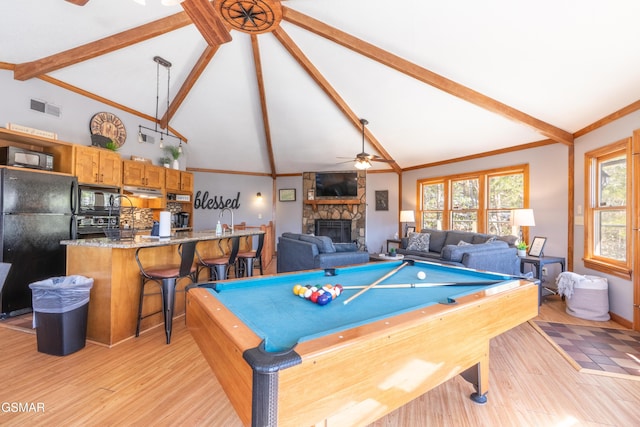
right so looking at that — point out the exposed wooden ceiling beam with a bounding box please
[273,27,402,174]
[282,7,574,147]
[251,35,277,179]
[161,45,219,129]
[37,73,187,142]
[181,0,232,46]
[14,12,193,81]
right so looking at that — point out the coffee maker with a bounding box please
[178,212,190,228]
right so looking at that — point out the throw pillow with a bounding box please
[486,236,497,243]
[407,232,430,252]
[457,240,472,246]
[300,234,336,253]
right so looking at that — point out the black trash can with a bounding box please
[29,275,93,356]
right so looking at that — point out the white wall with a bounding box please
[365,172,400,253]
[274,176,303,237]
[0,70,188,169]
[572,110,640,322]
[192,172,273,231]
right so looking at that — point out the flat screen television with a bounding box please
[315,172,358,197]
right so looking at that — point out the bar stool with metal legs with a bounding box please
[135,241,197,344]
[237,232,264,277]
[196,236,240,281]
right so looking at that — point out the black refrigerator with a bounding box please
[0,168,78,318]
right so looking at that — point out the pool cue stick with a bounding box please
[342,280,500,290]
[342,261,410,305]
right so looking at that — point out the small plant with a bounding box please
[516,241,528,250]
[104,139,119,151]
[164,145,181,160]
[159,156,171,165]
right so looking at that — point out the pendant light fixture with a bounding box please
[138,56,183,149]
[354,118,372,170]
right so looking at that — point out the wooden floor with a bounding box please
[1,261,639,426]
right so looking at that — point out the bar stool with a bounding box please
[135,241,197,344]
[197,236,240,281]
[237,233,264,277]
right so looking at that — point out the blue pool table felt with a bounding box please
[206,261,513,352]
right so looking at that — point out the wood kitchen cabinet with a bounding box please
[74,145,122,186]
[122,160,165,189]
[165,169,193,193]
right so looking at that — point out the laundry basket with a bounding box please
[556,272,610,321]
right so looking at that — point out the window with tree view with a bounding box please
[584,138,630,277]
[418,165,528,236]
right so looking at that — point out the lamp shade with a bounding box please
[513,209,535,226]
[400,210,415,223]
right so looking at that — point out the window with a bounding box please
[487,173,524,235]
[420,181,445,229]
[417,165,528,236]
[584,138,631,278]
[451,177,479,231]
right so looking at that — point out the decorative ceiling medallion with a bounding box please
[218,0,282,34]
[89,112,127,147]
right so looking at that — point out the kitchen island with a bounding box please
[61,230,263,346]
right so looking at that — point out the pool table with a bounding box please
[186,260,538,427]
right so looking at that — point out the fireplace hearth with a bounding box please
[315,219,352,243]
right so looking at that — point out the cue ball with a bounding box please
[417,271,426,280]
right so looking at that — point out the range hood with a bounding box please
[123,185,162,199]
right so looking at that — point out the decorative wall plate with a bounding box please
[218,0,282,34]
[90,112,127,147]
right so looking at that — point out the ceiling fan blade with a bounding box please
[370,157,394,163]
[65,0,90,5]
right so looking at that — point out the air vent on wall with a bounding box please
[30,99,61,118]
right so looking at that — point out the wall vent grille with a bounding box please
[30,99,61,118]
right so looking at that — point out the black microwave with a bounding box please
[0,146,54,171]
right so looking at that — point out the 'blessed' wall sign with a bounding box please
[194,191,241,210]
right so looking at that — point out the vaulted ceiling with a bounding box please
[3,1,640,176]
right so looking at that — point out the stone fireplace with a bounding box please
[302,171,366,249]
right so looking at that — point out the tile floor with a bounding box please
[536,321,640,377]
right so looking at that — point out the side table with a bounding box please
[519,255,566,306]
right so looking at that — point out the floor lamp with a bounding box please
[513,208,535,244]
[400,210,415,237]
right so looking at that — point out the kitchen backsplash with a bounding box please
[120,203,186,230]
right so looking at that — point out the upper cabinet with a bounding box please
[74,145,122,187]
[122,160,165,189]
[165,169,193,193]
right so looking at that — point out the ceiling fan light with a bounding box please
[355,159,371,170]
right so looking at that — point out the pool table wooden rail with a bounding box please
[187,277,537,427]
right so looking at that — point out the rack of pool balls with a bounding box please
[292,284,344,305]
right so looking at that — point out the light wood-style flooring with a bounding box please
[1,260,639,426]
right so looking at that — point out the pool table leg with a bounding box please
[460,352,489,404]
[243,345,302,427]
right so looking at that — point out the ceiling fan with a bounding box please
[343,118,394,170]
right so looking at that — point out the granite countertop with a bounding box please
[61,229,264,249]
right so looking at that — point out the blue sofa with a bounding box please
[277,232,370,273]
[397,228,521,275]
